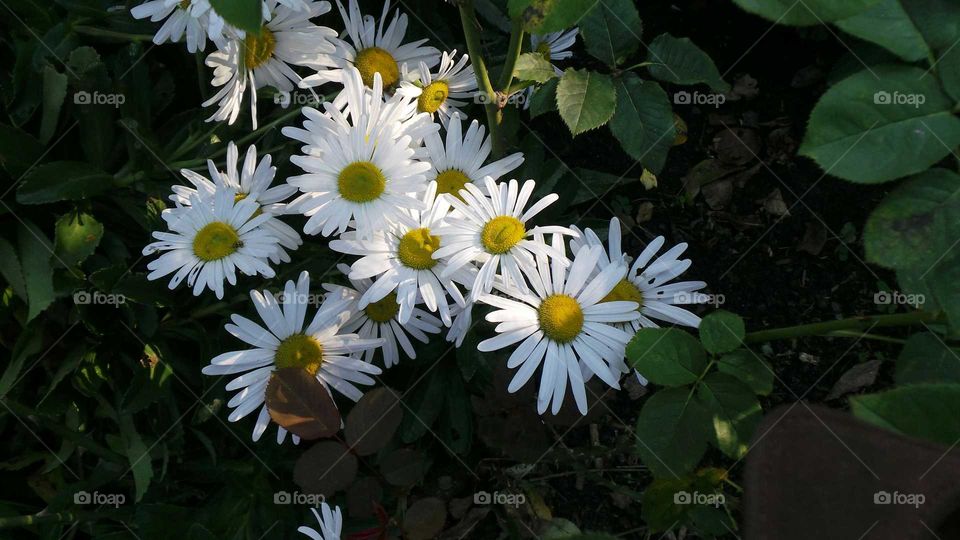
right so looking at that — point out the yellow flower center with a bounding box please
[600,279,644,307]
[243,27,276,70]
[233,192,263,217]
[192,221,240,261]
[354,47,400,88]
[417,80,450,113]
[480,216,525,254]
[338,161,386,203]
[365,292,399,323]
[435,169,471,199]
[535,42,552,61]
[398,228,440,270]
[274,333,323,376]
[538,294,584,343]
[179,0,191,9]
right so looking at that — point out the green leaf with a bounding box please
[209,0,261,34]
[40,66,67,144]
[0,236,27,301]
[513,53,557,83]
[16,161,113,204]
[529,78,559,119]
[850,383,960,444]
[717,349,774,395]
[507,0,594,34]
[900,0,960,50]
[698,310,746,355]
[556,69,616,136]
[939,45,960,104]
[580,0,641,67]
[608,74,675,174]
[731,0,880,26]
[799,64,960,183]
[834,0,931,62]
[118,413,153,502]
[635,387,712,477]
[646,33,729,92]
[895,332,960,384]
[864,168,960,270]
[697,373,762,459]
[0,123,43,178]
[54,212,103,267]
[18,221,55,321]
[0,322,43,399]
[627,328,708,386]
[641,476,691,532]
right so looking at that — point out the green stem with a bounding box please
[825,330,909,345]
[457,0,504,157]
[73,25,153,42]
[497,19,525,91]
[743,310,941,344]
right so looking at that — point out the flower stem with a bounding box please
[743,310,941,344]
[457,0,504,157]
[73,25,154,42]
[497,19,525,91]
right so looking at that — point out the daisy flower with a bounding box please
[396,50,477,126]
[423,113,524,199]
[130,0,224,53]
[324,265,443,369]
[168,141,302,264]
[523,28,578,108]
[203,0,338,129]
[570,217,707,384]
[446,300,473,347]
[300,0,439,91]
[201,271,383,443]
[142,188,279,299]
[433,177,570,302]
[477,234,640,415]
[284,68,432,238]
[329,182,473,326]
[298,502,343,539]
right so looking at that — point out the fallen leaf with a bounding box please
[826,360,882,400]
[759,188,790,217]
[344,387,402,456]
[381,448,425,487]
[713,127,760,166]
[266,368,340,440]
[294,440,357,496]
[702,179,733,210]
[635,201,654,224]
[404,498,446,540]
[640,169,658,190]
[798,221,828,255]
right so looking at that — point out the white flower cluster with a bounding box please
[137,0,706,461]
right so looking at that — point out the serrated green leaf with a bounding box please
[698,310,746,355]
[18,221,55,321]
[556,69,616,136]
[627,328,708,386]
[864,168,960,270]
[646,33,729,92]
[529,78,559,118]
[40,66,67,144]
[513,52,557,83]
[799,64,960,183]
[54,212,104,267]
[717,349,774,395]
[635,387,712,477]
[0,236,27,301]
[608,74,675,173]
[834,0,931,62]
[507,0,594,34]
[895,332,960,384]
[16,161,113,204]
[209,0,261,34]
[697,373,762,458]
[731,0,880,26]
[580,0,641,67]
[850,383,960,444]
